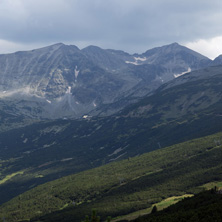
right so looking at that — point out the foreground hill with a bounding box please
[1,64,222,205]
[133,189,222,222]
[0,132,222,221]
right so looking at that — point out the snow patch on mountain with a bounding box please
[74,66,79,81]
[66,86,72,94]
[43,142,56,148]
[0,86,41,98]
[134,56,147,62]
[109,152,127,161]
[159,76,164,83]
[61,158,73,162]
[125,56,147,65]
[174,67,191,78]
[125,61,139,65]
[23,138,28,143]
[108,147,124,157]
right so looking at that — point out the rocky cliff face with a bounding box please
[0,42,216,119]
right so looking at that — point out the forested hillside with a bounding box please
[1,132,222,221]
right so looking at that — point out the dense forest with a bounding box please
[1,132,222,221]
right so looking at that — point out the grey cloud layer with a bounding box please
[0,0,222,52]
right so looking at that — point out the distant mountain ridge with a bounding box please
[0,42,219,120]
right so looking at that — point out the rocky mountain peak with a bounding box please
[212,54,222,66]
[139,43,212,81]
[82,45,103,53]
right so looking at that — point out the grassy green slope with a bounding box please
[0,132,222,221]
[133,189,222,222]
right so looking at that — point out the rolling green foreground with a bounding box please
[133,189,222,222]
[113,194,194,221]
[0,132,222,221]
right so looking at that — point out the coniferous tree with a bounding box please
[151,205,157,214]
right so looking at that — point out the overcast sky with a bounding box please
[0,0,222,59]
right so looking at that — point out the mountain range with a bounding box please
[0,42,222,221]
[0,42,220,121]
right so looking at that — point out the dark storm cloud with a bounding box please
[0,0,222,53]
